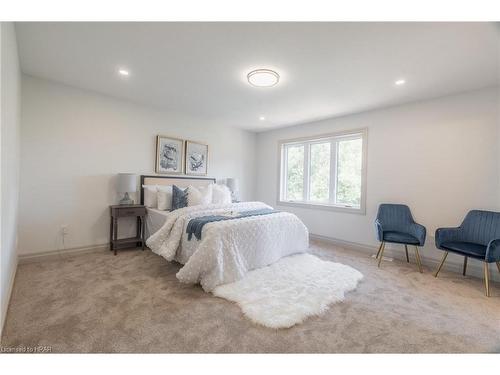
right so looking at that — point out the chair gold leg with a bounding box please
[404,245,409,263]
[414,246,423,273]
[375,242,384,259]
[496,261,500,273]
[484,262,490,297]
[377,242,386,268]
[434,251,448,277]
[463,256,468,276]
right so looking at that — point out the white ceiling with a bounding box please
[15,22,499,132]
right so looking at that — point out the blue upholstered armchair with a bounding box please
[434,210,500,297]
[375,204,426,272]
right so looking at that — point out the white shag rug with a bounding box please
[212,253,363,329]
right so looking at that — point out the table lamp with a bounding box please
[117,173,137,205]
[226,177,240,202]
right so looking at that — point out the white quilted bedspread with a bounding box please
[146,201,309,291]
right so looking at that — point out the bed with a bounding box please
[142,175,309,291]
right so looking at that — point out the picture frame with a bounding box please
[155,135,184,174]
[185,140,209,176]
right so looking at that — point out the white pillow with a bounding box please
[157,185,173,211]
[187,184,213,206]
[142,185,158,208]
[212,184,232,204]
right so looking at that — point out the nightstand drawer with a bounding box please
[109,204,146,255]
[111,206,146,217]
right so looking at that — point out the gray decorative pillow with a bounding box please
[172,185,188,210]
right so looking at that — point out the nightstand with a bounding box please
[109,204,146,255]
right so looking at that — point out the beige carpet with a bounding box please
[2,240,499,353]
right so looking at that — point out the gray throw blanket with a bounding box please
[186,208,278,240]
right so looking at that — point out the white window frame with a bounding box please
[277,128,367,214]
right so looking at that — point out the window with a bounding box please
[279,129,367,213]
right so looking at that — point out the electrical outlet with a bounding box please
[61,225,69,235]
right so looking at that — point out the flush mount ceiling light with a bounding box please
[247,69,280,87]
[259,116,266,121]
[395,79,406,86]
[118,68,130,77]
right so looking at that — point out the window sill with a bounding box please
[276,200,366,215]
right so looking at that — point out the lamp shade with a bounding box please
[117,173,137,193]
[226,178,239,193]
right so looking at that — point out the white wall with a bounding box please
[1,23,21,336]
[256,88,500,271]
[498,87,500,205]
[18,75,257,255]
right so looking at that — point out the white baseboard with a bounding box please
[1,256,18,339]
[18,243,109,264]
[309,233,500,283]
[310,234,376,255]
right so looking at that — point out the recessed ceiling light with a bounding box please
[118,69,130,77]
[395,79,406,86]
[259,116,266,121]
[247,69,280,87]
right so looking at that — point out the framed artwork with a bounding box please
[155,135,184,174]
[185,140,209,176]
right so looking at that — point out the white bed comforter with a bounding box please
[146,201,309,291]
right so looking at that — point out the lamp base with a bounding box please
[230,190,240,202]
[119,192,134,205]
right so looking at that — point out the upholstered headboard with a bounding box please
[140,175,216,205]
